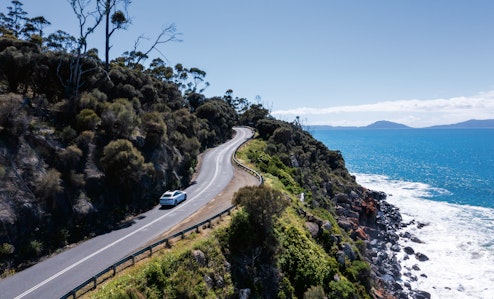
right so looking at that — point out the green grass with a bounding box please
[89,137,373,299]
[90,235,234,299]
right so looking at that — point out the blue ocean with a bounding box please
[312,128,494,299]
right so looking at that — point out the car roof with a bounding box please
[162,190,181,195]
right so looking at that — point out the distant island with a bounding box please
[365,120,411,129]
[311,119,494,129]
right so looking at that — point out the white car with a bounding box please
[159,190,187,207]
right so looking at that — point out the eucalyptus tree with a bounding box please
[145,57,174,81]
[45,30,78,53]
[121,24,181,70]
[65,0,106,98]
[97,0,130,71]
[0,0,27,37]
[21,16,51,41]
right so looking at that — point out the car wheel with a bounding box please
[184,194,187,200]
[174,199,177,206]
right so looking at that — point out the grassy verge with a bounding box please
[87,135,373,299]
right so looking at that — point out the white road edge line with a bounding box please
[14,128,247,299]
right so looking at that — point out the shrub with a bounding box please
[233,186,288,232]
[76,108,100,131]
[142,111,166,146]
[327,279,357,299]
[35,168,63,201]
[0,93,28,136]
[277,224,337,298]
[58,145,83,169]
[61,126,77,142]
[100,139,152,185]
[228,209,256,252]
[26,240,43,258]
[101,98,139,138]
[346,260,371,287]
[143,262,166,290]
[304,285,327,299]
[74,130,95,153]
[77,89,107,111]
[0,243,14,257]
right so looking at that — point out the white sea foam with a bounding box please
[355,173,494,299]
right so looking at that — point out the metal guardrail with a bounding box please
[60,206,237,299]
[61,127,262,299]
[231,127,263,186]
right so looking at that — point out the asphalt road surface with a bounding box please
[0,127,253,299]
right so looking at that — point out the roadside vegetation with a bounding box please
[1,1,376,298]
[90,121,373,299]
[0,0,261,275]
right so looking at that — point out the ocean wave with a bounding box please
[354,173,494,299]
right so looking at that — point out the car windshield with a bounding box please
[161,193,172,198]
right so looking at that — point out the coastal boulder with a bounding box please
[332,193,352,205]
[404,246,415,255]
[415,252,429,262]
[193,249,206,266]
[413,290,431,299]
[321,220,332,232]
[305,221,320,238]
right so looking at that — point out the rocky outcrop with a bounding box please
[0,129,192,273]
[330,189,431,299]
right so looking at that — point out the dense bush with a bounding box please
[76,108,100,131]
[233,186,288,233]
[0,93,28,136]
[100,139,152,186]
[92,238,234,299]
[277,223,338,298]
[100,98,139,139]
[35,168,63,203]
[195,99,236,144]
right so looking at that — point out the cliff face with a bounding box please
[249,119,411,298]
[0,122,189,271]
[0,38,237,273]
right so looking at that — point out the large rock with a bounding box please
[415,252,429,262]
[342,243,356,261]
[305,221,320,238]
[332,193,352,205]
[321,220,332,232]
[404,246,415,255]
[413,290,431,299]
[193,249,206,266]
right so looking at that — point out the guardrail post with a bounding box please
[59,127,263,299]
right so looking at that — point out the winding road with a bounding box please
[0,127,254,299]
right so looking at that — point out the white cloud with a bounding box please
[271,91,494,127]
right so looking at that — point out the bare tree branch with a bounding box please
[133,24,182,66]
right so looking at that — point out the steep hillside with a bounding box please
[0,37,239,274]
[90,119,408,298]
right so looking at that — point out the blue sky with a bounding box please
[18,1,494,127]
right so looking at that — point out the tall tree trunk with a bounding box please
[105,1,110,72]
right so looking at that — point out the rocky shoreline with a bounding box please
[332,189,432,299]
